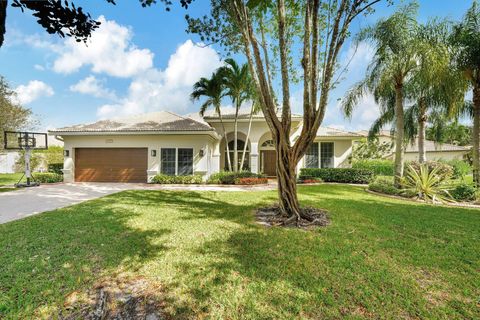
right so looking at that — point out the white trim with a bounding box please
[49,131,220,139]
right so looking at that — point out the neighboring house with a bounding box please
[356,130,470,162]
[0,151,18,174]
[48,111,361,183]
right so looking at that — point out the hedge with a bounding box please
[33,172,63,183]
[207,171,265,185]
[368,176,416,198]
[151,174,203,184]
[48,163,63,175]
[299,168,374,184]
[352,159,394,176]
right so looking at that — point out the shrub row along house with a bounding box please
[49,111,470,183]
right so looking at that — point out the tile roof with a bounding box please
[405,140,470,153]
[316,126,362,137]
[49,111,214,133]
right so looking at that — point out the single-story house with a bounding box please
[49,111,361,183]
[356,130,471,162]
[0,151,18,174]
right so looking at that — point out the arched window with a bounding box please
[224,139,250,170]
[261,139,275,148]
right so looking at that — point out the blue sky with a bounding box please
[0,0,473,133]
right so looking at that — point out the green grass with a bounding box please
[0,185,479,319]
[0,173,23,186]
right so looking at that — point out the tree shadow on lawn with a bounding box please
[0,193,170,318]
[169,185,480,319]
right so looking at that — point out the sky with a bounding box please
[0,0,474,134]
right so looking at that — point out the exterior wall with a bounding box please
[404,151,467,162]
[61,134,216,183]
[0,152,18,174]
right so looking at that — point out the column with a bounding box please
[250,142,259,173]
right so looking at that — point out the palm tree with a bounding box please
[342,3,419,187]
[239,93,261,171]
[451,0,480,187]
[218,59,252,172]
[191,71,232,171]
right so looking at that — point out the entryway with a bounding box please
[261,150,276,177]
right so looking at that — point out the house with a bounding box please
[356,130,470,161]
[0,151,18,174]
[48,111,361,183]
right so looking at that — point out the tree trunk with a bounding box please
[0,0,6,48]
[394,84,405,188]
[275,135,302,221]
[240,103,254,170]
[233,100,240,172]
[418,98,427,164]
[219,111,232,171]
[472,83,480,187]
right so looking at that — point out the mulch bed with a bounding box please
[59,275,168,320]
[255,205,329,230]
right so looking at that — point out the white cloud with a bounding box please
[34,64,45,71]
[14,80,54,105]
[70,76,117,100]
[342,41,375,74]
[53,16,153,78]
[96,40,222,118]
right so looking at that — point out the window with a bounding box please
[225,139,249,171]
[161,148,176,175]
[320,142,334,168]
[261,139,275,148]
[178,148,193,175]
[305,142,319,168]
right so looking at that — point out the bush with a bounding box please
[234,177,268,185]
[33,172,63,183]
[402,164,452,203]
[48,163,63,174]
[352,159,394,176]
[368,177,416,198]
[207,171,265,184]
[450,183,477,202]
[406,161,453,180]
[299,178,323,184]
[299,168,374,184]
[151,174,203,184]
[441,159,471,179]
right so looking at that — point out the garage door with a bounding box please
[75,148,148,182]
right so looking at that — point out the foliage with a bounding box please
[352,159,394,176]
[234,177,268,185]
[207,171,264,185]
[32,172,63,183]
[299,178,323,184]
[450,183,477,202]
[151,174,203,184]
[47,163,64,175]
[40,146,64,166]
[368,176,414,197]
[299,168,374,184]
[406,161,453,180]
[350,138,393,160]
[0,76,35,149]
[14,151,42,173]
[426,122,472,146]
[402,164,452,203]
[440,159,471,179]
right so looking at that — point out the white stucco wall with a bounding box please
[61,134,217,182]
[0,152,18,174]
[404,151,467,162]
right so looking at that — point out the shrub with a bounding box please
[352,159,394,176]
[450,183,477,202]
[441,159,471,179]
[151,174,203,184]
[33,172,63,183]
[48,163,63,174]
[207,171,265,184]
[299,178,323,184]
[234,177,268,185]
[406,161,453,180]
[402,164,452,203]
[369,177,402,196]
[299,168,374,184]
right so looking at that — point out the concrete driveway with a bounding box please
[0,182,276,224]
[0,183,136,224]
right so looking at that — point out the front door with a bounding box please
[261,150,277,177]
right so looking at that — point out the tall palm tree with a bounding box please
[219,58,252,172]
[451,0,480,187]
[191,72,232,171]
[239,92,261,170]
[342,3,419,187]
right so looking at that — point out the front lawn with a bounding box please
[0,185,478,319]
[0,173,23,186]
